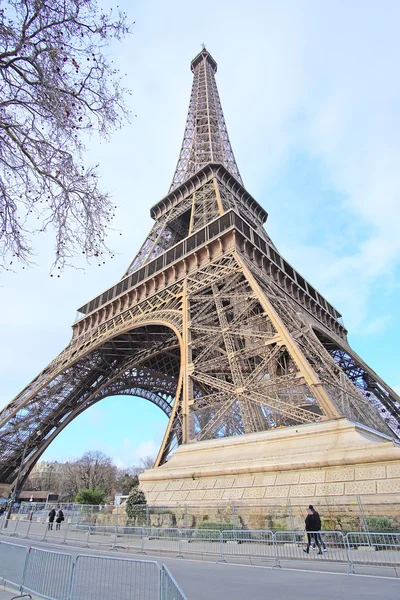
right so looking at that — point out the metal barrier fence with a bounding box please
[115,526,143,551]
[0,540,187,600]
[160,565,187,600]
[22,546,73,600]
[221,529,275,561]
[70,554,160,600]
[1,521,400,574]
[275,530,349,565]
[142,527,181,556]
[0,540,28,588]
[11,495,400,532]
[180,528,222,558]
[346,532,400,571]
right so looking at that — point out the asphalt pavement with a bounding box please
[1,535,398,599]
[161,558,400,600]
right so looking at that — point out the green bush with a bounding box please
[125,489,146,520]
[198,522,236,531]
[365,516,396,533]
[74,488,105,505]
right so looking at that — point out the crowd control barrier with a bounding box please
[70,554,160,600]
[1,520,400,574]
[0,540,188,600]
[160,564,187,600]
[0,540,28,588]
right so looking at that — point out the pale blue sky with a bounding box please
[1,0,400,467]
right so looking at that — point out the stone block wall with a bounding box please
[141,461,400,505]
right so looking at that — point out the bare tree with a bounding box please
[58,460,81,499]
[75,450,116,493]
[139,456,155,471]
[24,460,62,491]
[0,0,132,271]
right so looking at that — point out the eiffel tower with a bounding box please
[1,48,399,498]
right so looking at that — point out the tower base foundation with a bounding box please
[140,419,400,508]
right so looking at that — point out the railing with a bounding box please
[0,540,186,600]
[1,520,399,574]
[160,564,187,600]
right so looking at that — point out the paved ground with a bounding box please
[162,558,400,600]
[1,535,399,599]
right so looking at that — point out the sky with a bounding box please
[1,0,400,468]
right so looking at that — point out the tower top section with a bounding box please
[190,47,217,74]
[169,48,243,191]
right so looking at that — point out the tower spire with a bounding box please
[170,48,243,191]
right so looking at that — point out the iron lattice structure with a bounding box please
[1,48,399,488]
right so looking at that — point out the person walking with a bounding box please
[55,507,64,531]
[309,505,327,552]
[303,507,322,554]
[48,506,56,530]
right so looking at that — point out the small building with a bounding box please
[114,493,128,506]
[18,491,59,503]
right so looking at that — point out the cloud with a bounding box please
[87,407,107,428]
[1,0,400,434]
[113,440,159,469]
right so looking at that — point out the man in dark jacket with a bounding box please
[48,507,56,530]
[309,505,327,552]
[303,508,322,554]
[55,507,64,531]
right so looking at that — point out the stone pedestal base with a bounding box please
[140,419,400,506]
[0,483,11,499]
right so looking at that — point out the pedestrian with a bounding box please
[303,507,322,554]
[55,507,64,530]
[309,505,327,552]
[48,506,56,530]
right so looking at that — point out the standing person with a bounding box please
[309,505,327,552]
[55,507,64,531]
[48,506,56,530]
[303,508,322,554]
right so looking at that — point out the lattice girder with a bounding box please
[1,48,400,493]
[170,49,242,191]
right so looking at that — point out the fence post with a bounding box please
[344,533,355,574]
[159,566,164,600]
[85,525,91,548]
[62,522,70,545]
[137,527,146,554]
[111,526,118,550]
[273,532,281,568]
[10,517,19,537]
[67,554,77,600]
[19,545,31,595]
[218,531,226,563]
[287,500,297,544]
[176,529,184,559]
[25,517,33,540]
[356,495,373,546]
[41,522,48,542]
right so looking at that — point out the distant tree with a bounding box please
[125,487,146,520]
[24,460,62,491]
[55,451,116,500]
[0,0,133,271]
[116,472,139,495]
[76,451,116,493]
[58,460,81,500]
[139,456,155,471]
[74,487,105,505]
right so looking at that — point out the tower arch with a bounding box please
[0,321,183,489]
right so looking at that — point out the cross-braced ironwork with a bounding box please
[1,48,399,490]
